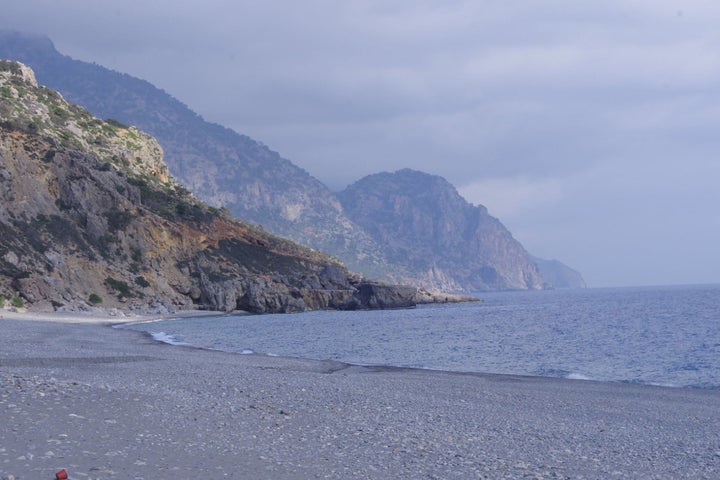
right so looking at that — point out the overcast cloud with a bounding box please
[3,0,720,287]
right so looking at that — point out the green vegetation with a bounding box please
[88,293,103,305]
[58,130,81,149]
[0,60,22,75]
[105,118,130,129]
[127,176,215,224]
[0,73,129,154]
[26,119,39,133]
[52,106,69,122]
[101,122,119,135]
[105,208,133,232]
[134,275,150,288]
[11,296,24,308]
[28,214,87,252]
[214,238,306,280]
[43,149,56,163]
[105,276,132,298]
[126,140,140,151]
[0,294,5,308]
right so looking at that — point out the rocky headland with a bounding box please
[0,31,585,292]
[0,60,468,314]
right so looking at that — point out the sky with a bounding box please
[2,1,720,288]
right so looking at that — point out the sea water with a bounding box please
[121,284,720,389]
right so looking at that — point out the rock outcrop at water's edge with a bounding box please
[0,61,471,314]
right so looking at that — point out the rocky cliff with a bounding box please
[0,32,583,292]
[0,60,434,313]
[0,31,391,280]
[339,169,544,291]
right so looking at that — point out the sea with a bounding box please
[120,284,720,390]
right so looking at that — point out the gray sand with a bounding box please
[1,316,719,479]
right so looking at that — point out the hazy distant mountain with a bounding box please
[532,257,586,289]
[339,169,544,291]
[0,31,583,291]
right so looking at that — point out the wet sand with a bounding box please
[1,311,719,479]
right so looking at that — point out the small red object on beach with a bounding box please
[56,469,69,480]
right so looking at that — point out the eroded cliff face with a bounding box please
[0,61,425,313]
[338,169,544,291]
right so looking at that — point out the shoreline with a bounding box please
[119,308,718,392]
[137,328,710,391]
[0,306,231,325]
[7,307,715,391]
[1,311,719,479]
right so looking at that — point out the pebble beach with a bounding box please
[1,311,719,479]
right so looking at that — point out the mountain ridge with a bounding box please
[1,60,457,313]
[0,31,585,291]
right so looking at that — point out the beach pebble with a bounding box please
[1,317,719,479]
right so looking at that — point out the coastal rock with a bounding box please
[339,282,418,310]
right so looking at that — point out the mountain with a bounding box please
[0,60,442,313]
[0,31,391,278]
[338,169,543,291]
[532,257,586,289]
[0,31,584,291]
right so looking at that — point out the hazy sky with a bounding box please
[3,1,720,288]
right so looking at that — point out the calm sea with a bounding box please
[121,284,720,389]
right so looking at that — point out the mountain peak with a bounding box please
[0,31,58,60]
[339,170,543,291]
[360,168,452,188]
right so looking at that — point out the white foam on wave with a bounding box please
[241,349,255,355]
[128,318,164,325]
[566,372,595,381]
[643,381,681,389]
[112,317,165,329]
[150,331,190,346]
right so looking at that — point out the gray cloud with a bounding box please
[2,0,720,286]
